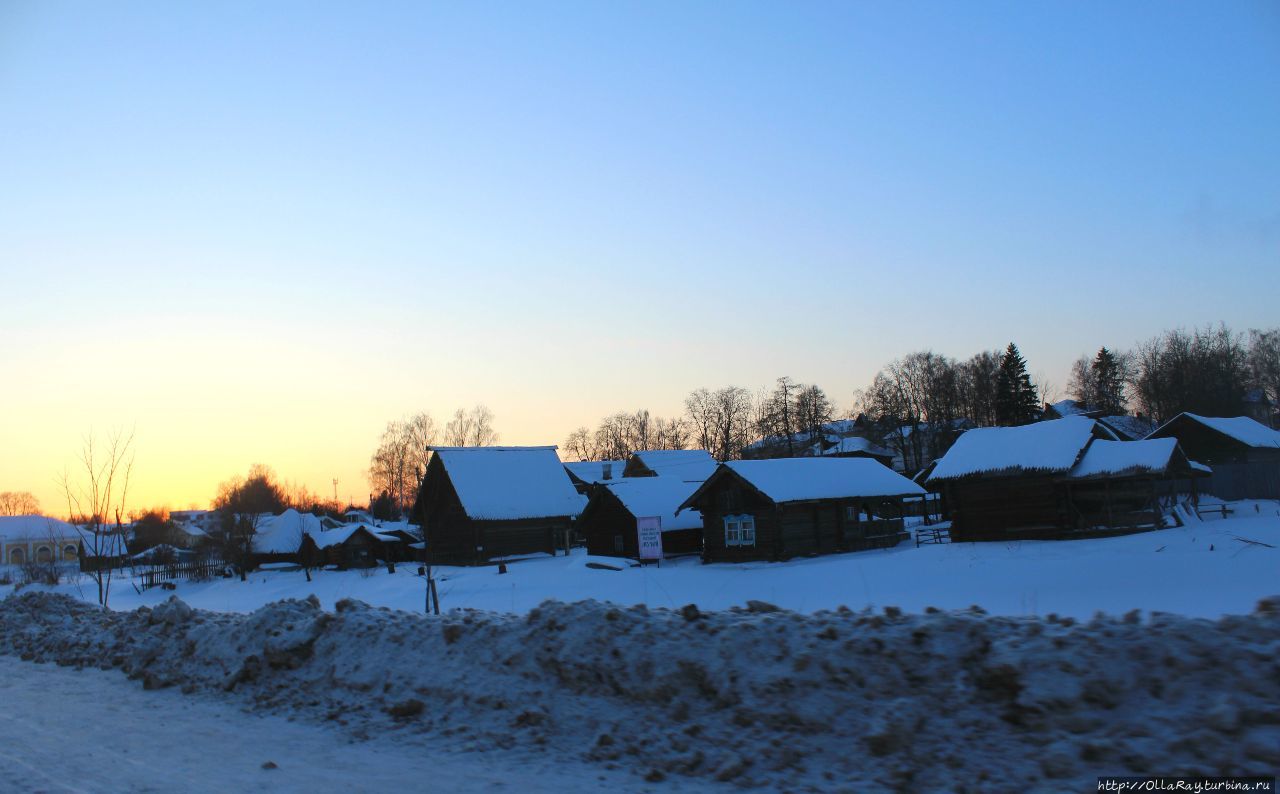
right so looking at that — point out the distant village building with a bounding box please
[622,450,717,481]
[677,459,927,563]
[0,515,81,566]
[416,446,586,565]
[298,524,388,569]
[927,417,1207,540]
[813,436,895,467]
[578,477,703,559]
[563,459,626,494]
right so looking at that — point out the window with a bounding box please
[723,515,756,547]
[35,546,52,563]
[63,545,78,561]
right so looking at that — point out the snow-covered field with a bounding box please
[5,500,1277,620]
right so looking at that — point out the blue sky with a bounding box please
[1,1,1277,509]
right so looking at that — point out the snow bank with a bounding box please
[3,592,1277,790]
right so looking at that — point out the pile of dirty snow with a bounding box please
[1,592,1277,791]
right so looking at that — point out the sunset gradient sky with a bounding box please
[2,1,1277,514]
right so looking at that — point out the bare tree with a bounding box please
[370,412,438,513]
[0,491,40,516]
[684,388,717,454]
[562,426,598,461]
[444,405,499,447]
[1248,328,1280,423]
[60,429,134,609]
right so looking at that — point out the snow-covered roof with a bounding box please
[1097,414,1157,441]
[818,437,894,458]
[434,446,587,520]
[309,524,380,550]
[1149,413,1280,450]
[601,478,703,532]
[0,515,81,542]
[253,509,325,554]
[688,458,925,507]
[563,460,626,484]
[928,416,1097,481]
[627,450,717,481]
[1046,399,1093,418]
[1068,439,1193,479]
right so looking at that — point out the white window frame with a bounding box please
[723,514,755,547]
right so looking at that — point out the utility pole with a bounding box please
[332,478,338,503]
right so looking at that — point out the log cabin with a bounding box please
[578,477,703,559]
[676,458,927,563]
[415,446,586,565]
[927,417,1208,540]
[298,524,387,569]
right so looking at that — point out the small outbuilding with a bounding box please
[415,446,586,565]
[578,477,703,559]
[1145,413,1280,500]
[677,458,927,563]
[299,524,386,569]
[814,436,895,467]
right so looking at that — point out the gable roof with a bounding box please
[563,459,626,485]
[433,446,586,520]
[928,416,1098,482]
[1147,413,1280,450]
[308,524,383,549]
[1096,414,1157,442]
[626,449,717,481]
[680,458,925,512]
[253,509,325,554]
[599,478,703,532]
[1068,439,1204,480]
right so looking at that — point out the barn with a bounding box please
[578,477,703,559]
[415,446,586,565]
[622,449,717,481]
[927,416,1206,540]
[677,458,927,563]
[1145,413,1280,500]
[298,524,387,569]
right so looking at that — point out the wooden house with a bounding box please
[578,477,703,559]
[622,450,717,481]
[927,417,1207,540]
[563,459,626,494]
[415,446,586,565]
[677,458,927,563]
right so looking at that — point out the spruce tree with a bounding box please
[1090,347,1125,415]
[995,342,1039,425]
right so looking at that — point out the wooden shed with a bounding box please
[578,477,703,559]
[677,458,927,563]
[298,524,386,569]
[414,446,586,565]
[814,436,895,467]
[1063,439,1208,530]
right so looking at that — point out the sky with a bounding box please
[2,1,1277,515]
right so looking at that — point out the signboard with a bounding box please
[636,516,664,561]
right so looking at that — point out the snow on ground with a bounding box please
[0,655,695,794]
[5,500,1277,620]
[2,589,1277,791]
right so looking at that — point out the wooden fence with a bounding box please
[135,559,224,591]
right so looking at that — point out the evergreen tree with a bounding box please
[995,343,1039,425]
[1090,347,1126,415]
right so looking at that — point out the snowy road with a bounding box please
[0,657,686,794]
